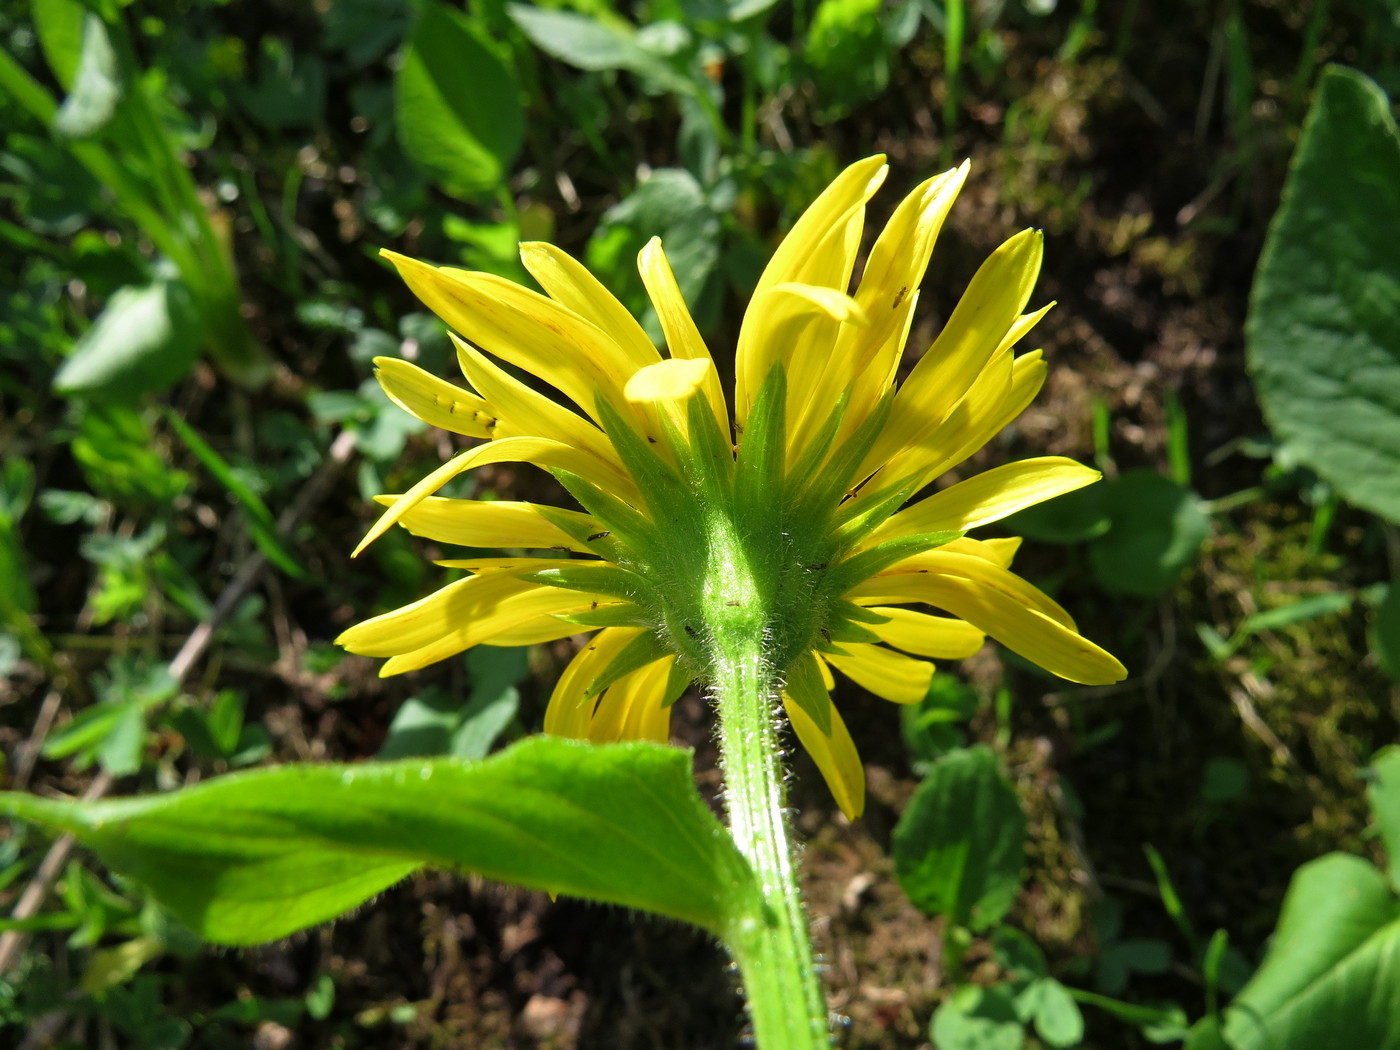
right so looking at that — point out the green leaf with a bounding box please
[0,737,755,944]
[395,2,524,198]
[930,984,1026,1050]
[0,459,36,618]
[1071,989,1192,1044]
[1218,852,1400,1050]
[52,11,122,139]
[1238,591,1352,635]
[804,0,891,119]
[1002,483,1111,544]
[506,4,694,94]
[1247,66,1400,523]
[53,280,204,401]
[892,745,1026,930]
[1370,583,1400,681]
[1086,470,1208,597]
[1028,978,1084,1048]
[1095,938,1172,995]
[235,37,325,130]
[32,0,87,89]
[586,168,721,341]
[1370,746,1400,884]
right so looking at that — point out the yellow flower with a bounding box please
[336,155,1126,819]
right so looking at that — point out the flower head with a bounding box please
[337,156,1125,818]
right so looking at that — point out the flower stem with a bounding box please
[711,637,830,1049]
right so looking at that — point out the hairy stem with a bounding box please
[711,637,829,1049]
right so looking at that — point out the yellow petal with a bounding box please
[803,164,969,442]
[544,628,643,738]
[374,357,494,437]
[939,536,1022,569]
[862,606,986,659]
[353,435,636,557]
[374,495,594,552]
[352,445,485,558]
[931,350,1049,485]
[849,572,1125,685]
[382,250,637,420]
[336,573,594,660]
[637,237,729,430]
[519,241,661,372]
[996,301,1054,356]
[738,282,868,427]
[482,617,595,646]
[451,334,627,478]
[432,555,578,573]
[892,228,1044,432]
[624,657,677,744]
[752,155,887,301]
[784,689,865,820]
[590,657,674,744]
[870,548,1075,628]
[737,156,887,424]
[625,357,714,403]
[858,346,1014,496]
[875,457,1101,543]
[778,283,873,432]
[823,644,935,705]
[379,581,607,677]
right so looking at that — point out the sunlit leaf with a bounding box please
[1,737,756,944]
[1370,746,1400,886]
[1248,66,1400,523]
[396,1,524,197]
[53,11,122,139]
[1218,853,1400,1050]
[892,744,1026,930]
[53,280,203,401]
[507,4,694,94]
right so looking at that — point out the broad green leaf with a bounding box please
[395,2,523,198]
[0,737,755,944]
[1028,978,1084,1048]
[892,745,1026,930]
[804,0,890,118]
[1370,746,1400,884]
[1247,66,1400,523]
[931,984,1026,1050]
[1371,583,1400,682]
[53,280,204,401]
[53,11,121,139]
[1002,483,1111,544]
[586,168,721,341]
[1219,853,1400,1050]
[32,0,87,89]
[506,4,695,94]
[1087,470,1208,597]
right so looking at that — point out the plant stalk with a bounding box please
[711,639,829,1049]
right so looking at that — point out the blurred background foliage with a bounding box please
[3,0,1400,1046]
